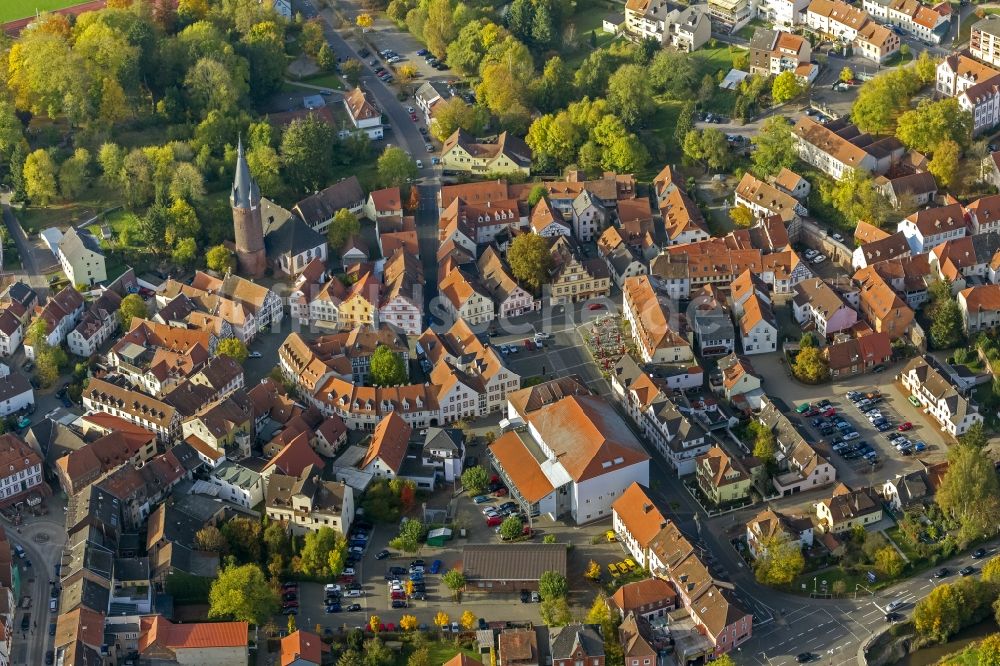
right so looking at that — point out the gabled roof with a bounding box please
[612,483,670,550]
[361,412,412,473]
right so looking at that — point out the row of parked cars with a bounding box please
[497,332,551,356]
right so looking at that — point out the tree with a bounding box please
[607,64,654,127]
[772,70,803,104]
[915,50,938,85]
[914,578,997,643]
[206,245,234,272]
[317,43,336,71]
[118,293,148,329]
[840,67,854,83]
[751,116,797,178]
[937,442,1000,544]
[461,466,489,494]
[675,101,696,151]
[698,74,716,105]
[929,139,961,190]
[499,515,523,540]
[959,422,989,450]
[730,205,754,228]
[221,516,262,563]
[800,332,818,348]
[792,346,829,383]
[649,49,697,98]
[752,425,777,465]
[208,563,278,625]
[683,129,728,172]
[460,610,477,630]
[169,162,205,202]
[928,277,963,349]
[327,208,361,251]
[369,615,381,633]
[356,13,374,29]
[398,64,418,81]
[23,149,57,205]
[852,67,922,134]
[363,637,393,666]
[823,168,892,228]
[282,115,335,193]
[428,97,484,142]
[59,148,91,200]
[586,593,613,625]
[508,233,553,292]
[896,99,973,154]
[539,597,572,626]
[434,611,450,629]
[300,19,325,56]
[983,557,1000,584]
[172,237,198,268]
[585,560,601,581]
[342,59,362,86]
[874,546,904,578]
[369,345,408,386]
[442,570,466,597]
[217,337,249,364]
[527,185,549,207]
[399,614,418,631]
[408,647,431,666]
[389,518,425,553]
[539,571,568,600]
[753,534,805,585]
[978,634,1000,666]
[377,146,418,187]
[195,525,226,553]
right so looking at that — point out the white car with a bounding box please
[804,249,818,259]
[842,431,861,441]
[415,159,423,168]
[811,254,827,264]
[249,351,262,358]
[388,56,401,63]
[343,567,356,576]
[534,331,552,340]
[346,588,362,597]
[406,106,415,113]
[832,233,845,242]
[325,584,341,593]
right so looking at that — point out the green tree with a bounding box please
[539,597,572,626]
[527,185,549,207]
[800,332,818,348]
[730,205,754,228]
[751,116,797,178]
[461,465,489,494]
[753,534,804,585]
[586,593,613,625]
[977,634,1000,666]
[327,208,361,251]
[408,647,431,666]
[508,233,553,292]
[752,424,777,465]
[377,146,418,188]
[430,97,485,142]
[937,443,1000,544]
[674,101,697,152]
[874,546,904,578]
[317,43,336,72]
[607,64,654,127]
[369,344,408,386]
[928,278,963,349]
[441,569,466,597]
[299,526,347,576]
[206,244,234,272]
[914,577,997,643]
[929,139,961,190]
[208,563,278,625]
[58,148,90,200]
[23,149,57,205]
[241,21,286,101]
[538,570,568,600]
[499,515,523,540]
[281,114,335,193]
[389,518,425,553]
[221,516,263,563]
[851,67,922,134]
[915,50,938,85]
[36,352,60,388]
[771,70,803,104]
[362,637,394,666]
[840,67,854,83]
[118,293,148,329]
[169,162,206,202]
[792,346,829,383]
[120,149,155,208]
[217,337,249,364]
[649,49,697,98]
[959,422,989,450]
[300,18,325,56]
[342,59,362,86]
[896,99,973,153]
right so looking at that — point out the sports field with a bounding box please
[0,0,84,24]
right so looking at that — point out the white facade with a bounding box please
[757,0,809,26]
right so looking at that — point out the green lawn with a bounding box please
[563,0,620,67]
[299,72,346,90]
[425,641,482,666]
[18,183,122,234]
[640,96,684,179]
[0,0,82,23]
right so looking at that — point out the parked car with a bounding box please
[974,548,988,559]
[898,422,912,431]
[960,566,976,576]
[375,549,390,560]
[429,560,442,574]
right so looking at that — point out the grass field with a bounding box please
[0,0,83,24]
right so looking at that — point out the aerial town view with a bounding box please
[6,0,1000,664]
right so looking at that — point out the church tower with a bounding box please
[231,137,266,278]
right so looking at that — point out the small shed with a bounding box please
[426,527,453,547]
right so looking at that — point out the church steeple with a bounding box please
[230,135,266,277]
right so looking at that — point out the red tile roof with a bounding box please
[139,615,248,652]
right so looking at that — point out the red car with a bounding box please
[410,113,418,121]
[523,339,535,351]
[588,303,604,311]
[898,422,913,431]
[821,407,836,417]
[494,487,508,497]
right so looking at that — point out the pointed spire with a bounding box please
[231,134,260,209]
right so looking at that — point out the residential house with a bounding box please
[571,189,609,241]
[265,464,355,535]
[342,87,383,139]
[855,20,901,63]
[619,613,664,666]
[612,482,672,570]
[622,275,694,364]
[900,355,984,436]
[291,176,366,231]
[757,0,810,26]
[82,376,181,444]
[897,203,967,254]
[745,508,814,559]
[439,268,495,326]
[971,14,1000,69]
[734,173,806,224]
[549,625,605,666]
[815,483,883,533]
[0,311,22,357]
[875,171,938,209]
[854,268,915,340]
[793,116,903,178]
[181,392,254,460]
[695,445,753,505]
[138,615,248,664]
[930,232,1000,290]
[0,434,43,504]
[707,0,754,32]
[863,0,951,42]
[792,278,858,338]
[57,228,107,287]
[491,383,651,524]
[363,187,403,222]
[441,130,532,176]
[749,29,812,77]
[959,283,1000,333]
[281,630,330,666]
[739,294,778,355]
[935,51,1000,134]
[623,0,711,50]
[477,247,534,318]
[691,287,736,356]
[717,353,763,403]
[609,577,677,621]
[67,290,122,358]
[882,461,946,510]
[53,428,157,496]
[852,231,911,271]
[548,236,612,305]
[415,81,453,126]
[0,374,32,420]
[210,461,265,509]
[967,193,1000,235]
[24,286,85,359]
[824,331,892,377]
[758,398,838,496]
